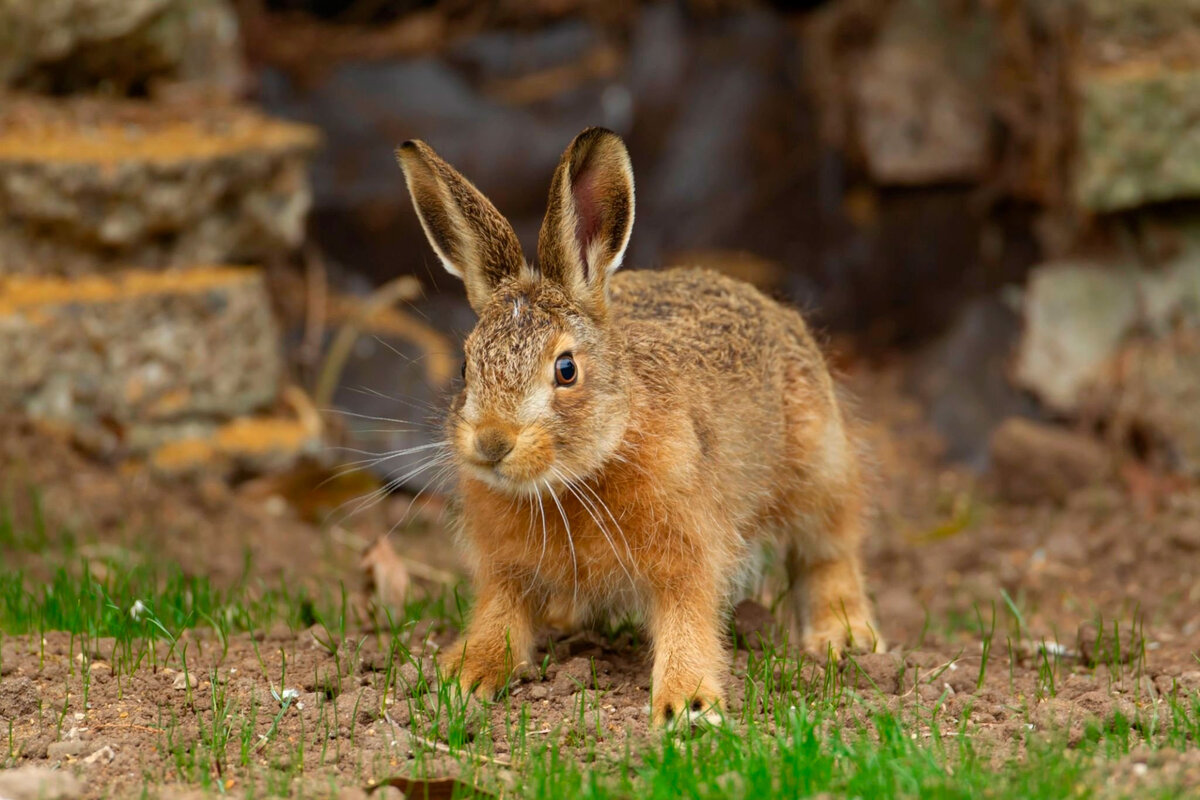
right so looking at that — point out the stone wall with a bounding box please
[0,0,321,476]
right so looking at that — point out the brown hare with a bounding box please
[395,128,881,726]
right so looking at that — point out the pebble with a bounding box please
[83,745,116,765]
[47,739,87,761]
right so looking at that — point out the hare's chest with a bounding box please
[470,488,640,594]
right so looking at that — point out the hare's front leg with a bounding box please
[648,574,727,726]
[440,573,534,699]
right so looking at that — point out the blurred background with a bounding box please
[2,0,1199,613]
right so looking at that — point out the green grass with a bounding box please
[0,511,1198,799]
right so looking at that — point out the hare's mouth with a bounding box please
[462,456,561,496]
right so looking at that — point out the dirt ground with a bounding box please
[1,363,1199,797]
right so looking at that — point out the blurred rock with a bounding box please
[1071,0,1200,211]
[0,96,319,276]
[806,0,991,186]
[1015,246,1200,413]
[1091,326,1200,478]
[1075,66,1200,212]
[0,266,282,455]
[852,31,988,185]
[989,418,1113,505]
[1080,0,1200,69]
[1012,262,1141,413]
[0,0,244,95]
[909,294,1039,468]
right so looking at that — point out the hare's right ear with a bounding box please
[396,140,527,312]
[537,128,634,315]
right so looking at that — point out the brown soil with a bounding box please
[1,365,1199,797]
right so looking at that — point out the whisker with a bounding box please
[322,408,429,426]
[344,384,444,415]
[386,459,457,532]
[320,442,449,481]
[334,453,452,522]
[557,463,636,567]
[330,442,445,459]
[545,479,578,615]
[535,487,549,596]
[554,466,636,590]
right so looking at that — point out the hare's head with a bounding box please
[396,128,635,494]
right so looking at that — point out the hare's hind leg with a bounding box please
[780,417,882,657]
[783,513,882,657]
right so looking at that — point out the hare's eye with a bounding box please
[554,353,577,387]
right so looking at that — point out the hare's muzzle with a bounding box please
[473,426,516,465]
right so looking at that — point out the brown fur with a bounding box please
[396,128,881,726]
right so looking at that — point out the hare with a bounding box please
[395,128,881,725]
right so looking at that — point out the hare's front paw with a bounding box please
[438,641,509,699]
[652,674,725,727]
[803,615,884,659]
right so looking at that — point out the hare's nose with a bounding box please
[474,427,515,464]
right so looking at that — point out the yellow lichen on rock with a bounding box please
[0,266,257,315]
[0,114,319,166]
[149,415,317,476]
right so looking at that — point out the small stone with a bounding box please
[173,672,198,690]
[1013,263,1141,413]
[83,744,116,765]
[1169,521,1200,552]
[354,688,382,724]
[527,683,549,700]
[551,656,607,695]
[46,739,87,760]
[845,652,902,695]
[396,661,423,695]
[1044,527,1088,565]
[989,418,1112,504]
[580,705,608,732]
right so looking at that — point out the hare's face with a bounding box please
[451,282,626,494]
[396,127,636,494]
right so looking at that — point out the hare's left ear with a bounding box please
[536,128,634,313]
[396,140,528,313]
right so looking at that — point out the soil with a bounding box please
[1,364,1199,798]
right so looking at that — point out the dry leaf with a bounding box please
[361,536,411,611]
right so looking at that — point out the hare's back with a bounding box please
[609,268,824,382]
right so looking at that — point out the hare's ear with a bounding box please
[396,140,527,312]
[537,128,634,313]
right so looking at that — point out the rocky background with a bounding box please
[2,0,1199,507]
